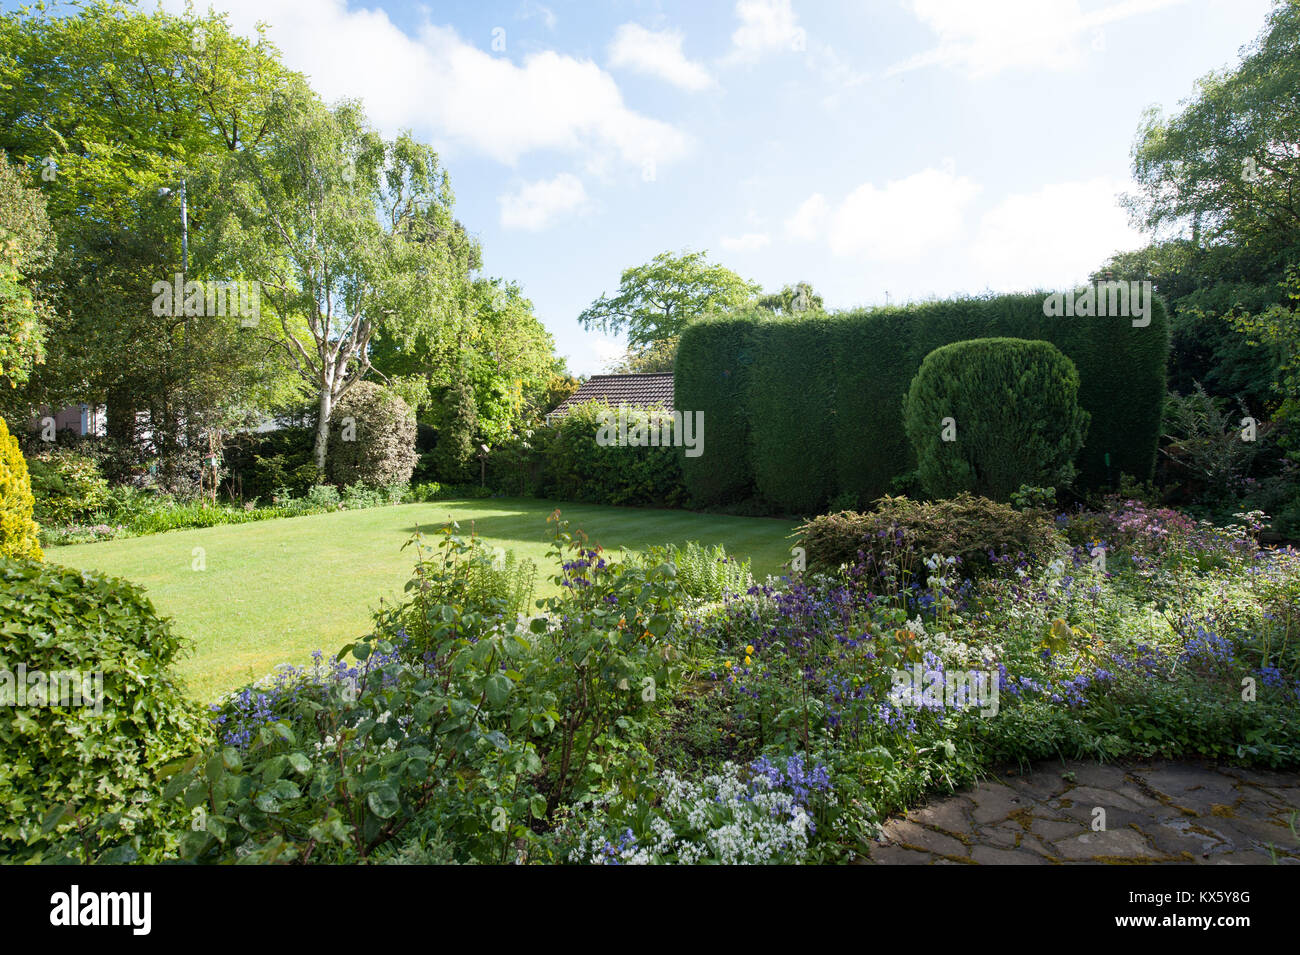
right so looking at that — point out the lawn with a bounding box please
[50,498,798,701]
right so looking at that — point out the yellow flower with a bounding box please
[744,656,752,666]
[725,660,733,669]
[745,645,755,655]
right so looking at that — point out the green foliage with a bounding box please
[1231,265,1300,452]
[543,401,687,508]
[327,382,419,488]
[755,281,823,316]
[578,250,761,349]
[27,448,109,525]
[677,293,1170,513]
[163,514,680,863]
[639,541,753,601]
[1128,2,1300,267]
[216,88,479,471]
[1009,484,1057,512]
[1161,384,1270,506]
[795,493,1061,578]
[222,426,321,501]
[0,557,206,861]
[398,524,536,632]
[0,416,40,560]
[673,313,759,506]
[904,338,1090,501]
[426,370,479,483]
[0,151,52,387]
[0,1,306,471]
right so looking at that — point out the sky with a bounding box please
[133,0,1283,373]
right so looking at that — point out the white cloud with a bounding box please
[162,0,687,168]
[784,193,829,241]
[608,23,715,91]
[970,177,1144,290]
[499,173,589,230]
[809,168,980,261]
[890,0,1190,78]
[720,232,771,251]
[517,1,556,30]
[725,0,806,64]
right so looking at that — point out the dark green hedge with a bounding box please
[677,291,1169,513]
[672,314,758,506]
[748,316,838,513]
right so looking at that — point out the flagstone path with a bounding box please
[864,760,1300,864]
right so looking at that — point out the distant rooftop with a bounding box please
[546,373,674,422]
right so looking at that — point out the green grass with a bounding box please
[49,498,798,702]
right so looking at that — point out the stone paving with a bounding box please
[864,760,1300,864]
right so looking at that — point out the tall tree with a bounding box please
[217,91,479,469]
[577,250,760,349]
[1115,0,1300,426]
[0,0,302,484]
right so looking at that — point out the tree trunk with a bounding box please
[313,386,333,476]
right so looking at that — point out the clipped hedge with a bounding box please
[673,313,759,506]
[749,315,838,513]
[904,337,1089,501]
[795,494,1061,578]
[677,292,1169,513]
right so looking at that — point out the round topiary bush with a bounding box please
[0,416,41,560]
[903,337,1090,502]
[0,558,206,860]
[327,381,419,488]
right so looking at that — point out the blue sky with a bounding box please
[149,1,1279,372]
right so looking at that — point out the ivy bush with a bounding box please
[0,558,206,862]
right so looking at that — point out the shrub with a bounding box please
[0,558,206,861]
[903,338,1090,502]
[795,494,1062,578]
[544,401,687,508]
[327,382,419,488]
[426,372,479,483]
[27,448,109,525]
[0,416,41,560]
[222,426,320,501]
[305,483,341,508]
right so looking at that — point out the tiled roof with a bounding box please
[547,373,674,420]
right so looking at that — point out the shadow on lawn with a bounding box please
[392,497,797,561]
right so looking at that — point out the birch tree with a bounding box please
[220,91,478,470]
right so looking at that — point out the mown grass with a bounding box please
[50,498,798,701]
